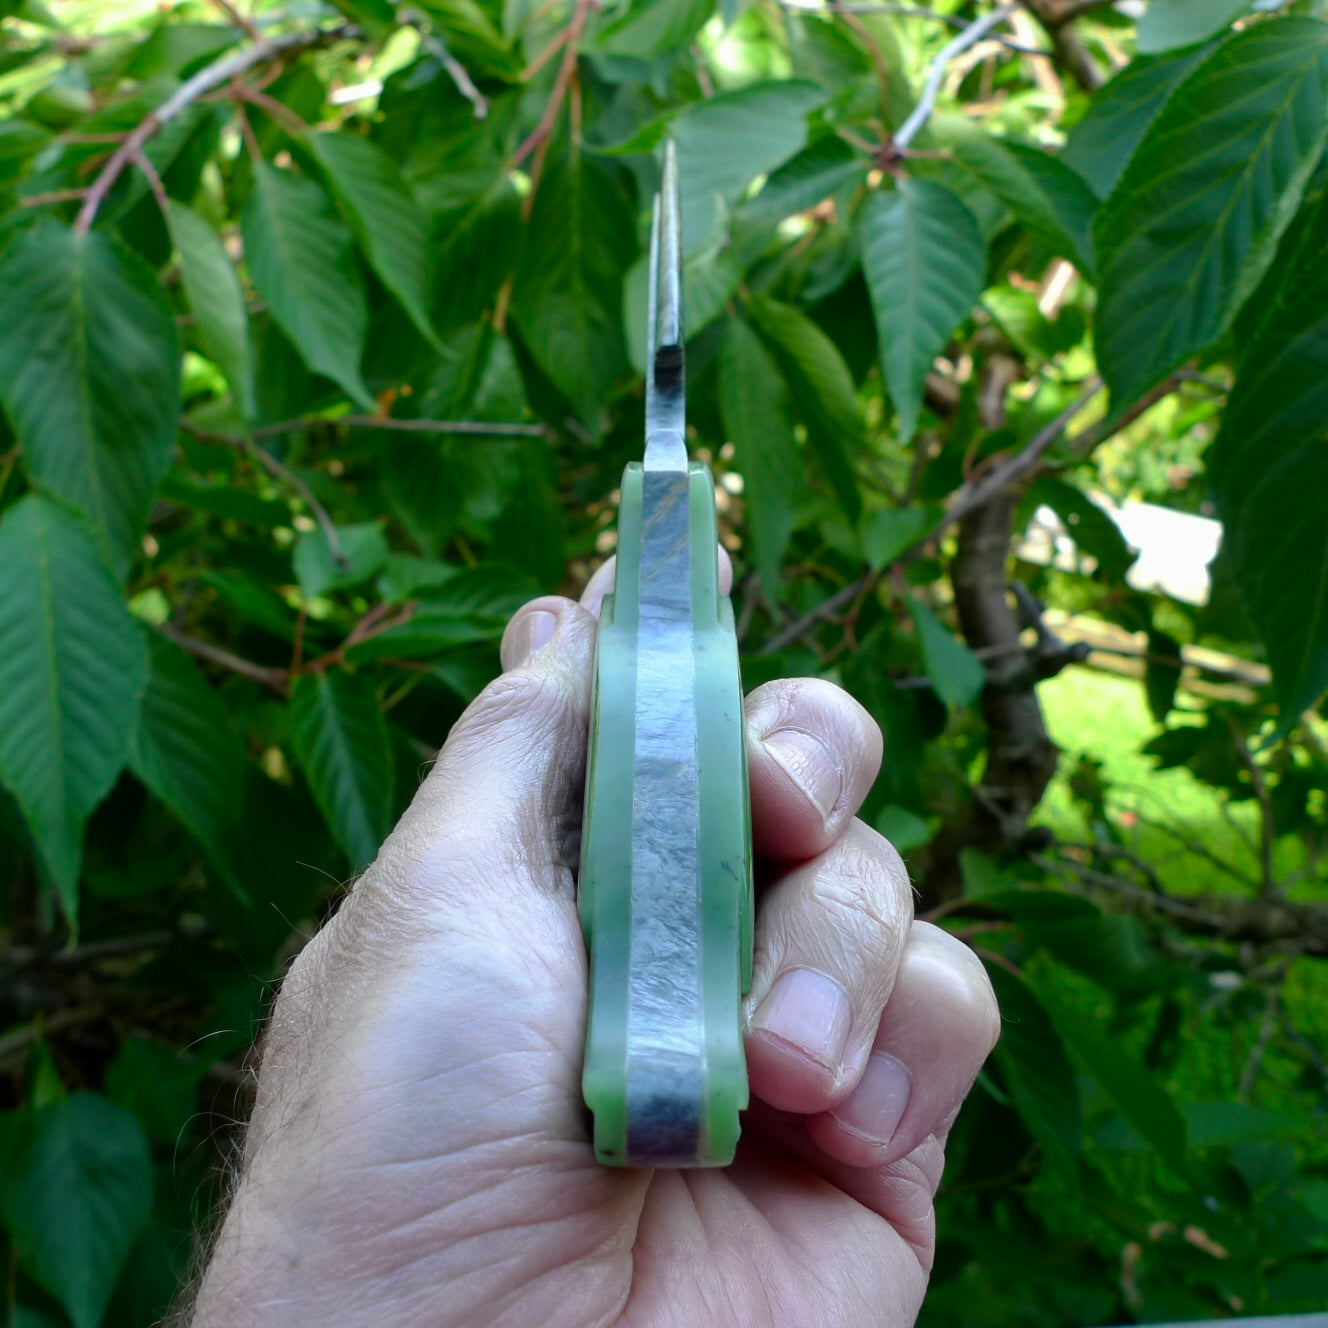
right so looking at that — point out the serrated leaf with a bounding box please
[305,131,442,351]
[3,1094,153,1328]
[907,595,985,708]
[290,670,394,867]
[747,295,862,523]
[169,202,255,422]
[127,635,249,899]
[740,132,865,227]
[1026,476,1135,581]
[596,0,711,58]
[1209,245,1328,719]
[511,156,633,424]
[414,0,521,78]
[859,180,985,441]
[0,497,149,925]
[671,80,825,249]
[1063,44,1214,200]
[1137,0,1252,54]
[985,965,1082,1159]
[718,317,802,600]
[0,221,180,576]
[241,158,375,410]
[860,506,935,572]
[1040,987,1188,1172]
[1145,628,1183,723]
[293,522,390,599]
[1094,21,1328,407]
[949,133,1096,275]
[105,1038,206,1143]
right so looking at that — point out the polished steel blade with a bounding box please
[644,140,686,473]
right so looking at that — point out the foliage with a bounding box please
[1,0,1326,1324]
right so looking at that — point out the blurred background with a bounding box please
[0,0,1326,1323]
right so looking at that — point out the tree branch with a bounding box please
[399,8,488,119]
[895,3,1021,149]
[74,22,353,234]
[157,624,290,695]
[778,1,1046,56]
[1038,851,1328,959]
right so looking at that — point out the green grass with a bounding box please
[1035,668,1264,896]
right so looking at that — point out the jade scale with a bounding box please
[578,142,754,1168]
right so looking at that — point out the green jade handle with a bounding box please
[578,459,754,1167]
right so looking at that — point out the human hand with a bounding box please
[192,569,1000,1328]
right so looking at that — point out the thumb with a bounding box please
[371,595,597,916]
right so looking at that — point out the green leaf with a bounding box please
[0,221,180,575]
[0,497,149,924]
[985,964,1082,1159]
[511,156,633,424]
[860,506,935,572]
[305,131,442,351]
[907,595,985,709]
[1063,44,1214,200]
[293,521,390,599]
[105,1037,206,1143]
[1094,21,1328,406]
[241,158,375,411]
[414,0,521,78]
[1041,988,1188,1172]
[747,295,862,523]
[1209,244,1328,718]
[596,0,711,59]
[290,670,394,867]
[859,180,985,441]
[718,317,802,600]
[873,804,931,853]
[169,202,255,422]
[127,635,249,899]
[1144,628,1183,723]
[1137,0,1252,54]
[948,132,1097,275]
[1026,476,1135,581]
[3,1094,153,1328]
[739,132,865,227]
[671,80,825,248]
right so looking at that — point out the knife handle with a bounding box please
[578,460,753,1168]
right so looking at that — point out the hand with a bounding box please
[192,571,1000,1328]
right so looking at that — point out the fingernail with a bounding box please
[829,1052,912,1145]
[762,728,843,823]
[750,968,852,1073]
[501,609,558,670]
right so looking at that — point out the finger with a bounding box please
[579,545,733,618]
[805,921,1000,1169]
[745,678,882,861]
[744,820,913,1115]
[366,595,598,919]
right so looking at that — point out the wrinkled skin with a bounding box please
[193,568,1000,1328]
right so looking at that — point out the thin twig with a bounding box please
[74,23,353,234]
[181,415,548,446]
[20,188,89,208]
[400,8,488,119]
[131,148,171,219]
[510,0,594,177]
[177,420,346,565]
[1228,718,1277,899]
[207,0,260,38]
[778,0,1047,55]
[157,624,290,695]
[895,3,1020,149]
